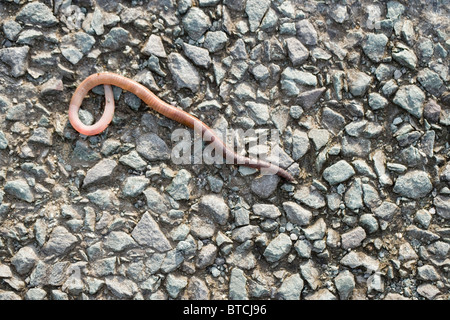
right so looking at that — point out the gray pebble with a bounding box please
[43,226,78,256]
[362,33,388,62]
[101,27,130,51]
[182,7,211,40]
[11,246,38,275]
[334,270,355,300]
[393,170,433,199]
[296,19,318,46]
[303,218,326,241]
[285,37,309,66]
[323,160,355,185]
[245,0,271,32]
[282,201,312,226]
[104,231,137,252]
[0,46,30,77]
[204,31,228,53]
[182,42,211,68]
[168,53,201,92]
[83,159,118,187]
[263,233,292,263]
[131,212,172,252]
[122,176,150,197]
[278,273,304,300]
[229,268,248,300]
[16,2,58,27]
[4,179,34,203]
[142,34,167,58]
[198,194,229,225]
[341,226,367,249]
[359,214,379,234]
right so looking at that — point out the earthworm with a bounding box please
[68,72,295,182]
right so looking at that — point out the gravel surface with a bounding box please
[0,0,449,300]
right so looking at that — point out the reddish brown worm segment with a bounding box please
[68,72,295,182]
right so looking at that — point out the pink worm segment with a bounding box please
[68,73,295,182]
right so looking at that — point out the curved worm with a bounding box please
[68,72,295,182]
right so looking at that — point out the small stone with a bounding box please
[392,43,417,70]
[131,212,172,252]
[423,100,441,123]
[43,226,78,255]
[359,214,379,234]
[229,268,248,300]
[83,159,117,187]
[136,133,170,161]
[285,37,309,66]
[104,231,137,252]
[165,274,188,299]
[417,284,441,300]
[347,70,372,97]
[245,101,269,125]
[334,270,355,300]
[368,92,388,110]
[308,129,330,150]
[198,194,229,225]
[29,127,53,145]
[292,129,310,160]
[4,179,34,203]
[393,85,425,119]
[330,4,348,23]
[278,273,304,300]
[2,20,22,41]
[417,68,444,97]
[417,265,440,281]
[190,215,216,239]
[101,27,130,51]
[296,19,318,46]
[344,178,363,210]
[250,174,279,199]
[434,195,450,220]
[340,251,379,272]
[321,107,346,135]
[297,88,326,109]
[362,33,388,62]
[323,160,355,185]
[168,53,200,93]
[372,201,399,221]
[341,226,366,249]
[184,276,210,299]
[122,176,150,198]
[11,246,38,275]
[263,233,292,262]
[16,2,58,27]
[229,38,248,59]
[245,0,271,32]
[204,31,228,53]
[182,7,211,40]
[299,260,321,290]
[414,209,432,228]
[393,170,432,199]
[293,185,326,209]
[252,204,281,219]
[25,288,47,300]
[141,34,166,58]
[282,201,312,226]
[182,42,211,68]
[196,243,217,269]
[105,276,138,299]
[303,218,326,241]
[119,150,147,171]
[0,46,30,77]
[166,169,191,201]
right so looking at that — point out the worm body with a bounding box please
[68,72,295,182]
